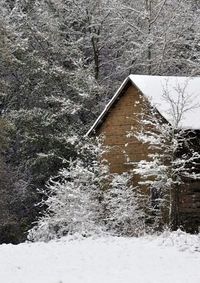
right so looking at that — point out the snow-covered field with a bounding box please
[1,231,200,283]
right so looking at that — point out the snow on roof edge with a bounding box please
[85,77,131,136]
[85,74,200,136]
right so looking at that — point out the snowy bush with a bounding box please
[103,173,145,237]
[28,161,147,241]
[28,136,148,241]
[28,158,107,241]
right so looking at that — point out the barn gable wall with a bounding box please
[96,83,200,232]
[97,84,150,174]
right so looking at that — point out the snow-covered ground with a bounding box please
[1,231,200,283]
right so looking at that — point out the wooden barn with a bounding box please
[87,75,200,232]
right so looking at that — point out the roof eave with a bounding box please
[85,76,132,136]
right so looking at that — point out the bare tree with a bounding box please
[111,0,200,76]
[129,81,200,229]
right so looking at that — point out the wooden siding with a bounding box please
[179,180,200,232]
[98,84,150,174]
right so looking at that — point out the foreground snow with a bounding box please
[1,231,200,283]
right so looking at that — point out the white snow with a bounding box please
[129,75,200,129]
[1,231,200,283]
[87,75,200,135]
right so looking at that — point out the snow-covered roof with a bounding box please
[86,75,200,135]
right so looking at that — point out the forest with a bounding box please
[0,0,200,243]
